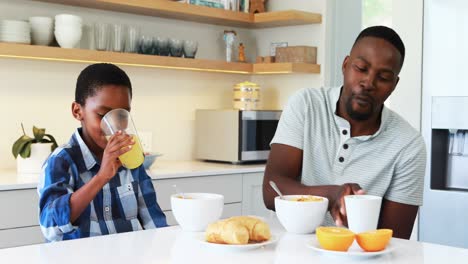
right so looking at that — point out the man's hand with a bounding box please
[330,183,365,227]
[98,130,134,181]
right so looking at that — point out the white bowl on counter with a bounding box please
[171,193,224,231]
[275,195,328,234]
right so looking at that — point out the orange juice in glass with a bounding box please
[101,108,144,169]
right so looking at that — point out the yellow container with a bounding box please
[233,81,260,110]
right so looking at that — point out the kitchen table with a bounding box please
[0,218,466,264]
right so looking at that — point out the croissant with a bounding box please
[205,216,271,245]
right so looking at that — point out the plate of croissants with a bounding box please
[199,216,278,251]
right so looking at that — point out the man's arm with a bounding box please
[378,199,419,239]
[263,143,363,226]
[380,135,426,239]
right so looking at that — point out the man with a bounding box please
[262,26,426,239]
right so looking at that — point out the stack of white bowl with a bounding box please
[29,16,54,46]
[0,20,31,44]
[54,14,82,48]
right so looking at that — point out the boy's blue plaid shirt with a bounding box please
[38,128,167,242]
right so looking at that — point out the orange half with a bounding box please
[316,227,355,252]
[356,229,393,252]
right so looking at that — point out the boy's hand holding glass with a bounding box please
[98,130,135,181]
[100,108,145,175]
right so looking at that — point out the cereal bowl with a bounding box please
[275,195,328,234]
[171,193,224,231]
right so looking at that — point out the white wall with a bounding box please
[251,0,326,109]
[390,0,424,241]
[388,0,424,131]
[0,0,327,169]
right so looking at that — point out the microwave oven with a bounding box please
[195,109,282,164]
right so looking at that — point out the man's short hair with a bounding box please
[75,63,132,105]
[353,26,405,67]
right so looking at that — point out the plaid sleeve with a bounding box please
[37,151,79,241]
[136,167,167,229]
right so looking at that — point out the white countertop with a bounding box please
[0,217,467,264]
[0,160,265,191]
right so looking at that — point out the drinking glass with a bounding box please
[110,24,125,52]
[94,22,109,51]
[125,25,140,53]
[183,40,198,58]
[138,35,153,55]
[169,38,183,57]
[100,108,144,169]
[157,37,170,56]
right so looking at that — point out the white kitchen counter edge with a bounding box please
[0,160,266,191]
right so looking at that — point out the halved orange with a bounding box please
[316,227,355,251]
[356,229,393,252]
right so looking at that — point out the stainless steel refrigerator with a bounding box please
[420,0,468,248]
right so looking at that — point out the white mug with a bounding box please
[344,195,382,233]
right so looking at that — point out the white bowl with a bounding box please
[29,16,53,26]
[55,14,82,25]
[54,25,82,31]
[171,193,223,231]
[275,195,328,234]
[55,30,82,48]
[29,21,54,46]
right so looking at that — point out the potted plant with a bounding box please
[12,124,58,176]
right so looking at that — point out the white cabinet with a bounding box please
[0,189,38,229]
[152,174,242,211]
[0,189,43,249]
[0,226,43,249]
[152,174,243,226]
[241,172,271,218]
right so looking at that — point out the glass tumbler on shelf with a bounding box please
[94,22,109,51]
[183,40,198,58]
[157,37,170,56]
[124,25,140,53]
[110,24,125,52]
[169,38,183,57]
[151,36,159,55]
[100,108,144,169]
[138,35,153,55]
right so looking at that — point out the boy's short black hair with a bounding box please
[75,63,132,105]
[353,25,405,67]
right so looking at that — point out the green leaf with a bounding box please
[44,134,58,152]
[33,126,46,141]
[12,135,34,158]
[19,141,33,158]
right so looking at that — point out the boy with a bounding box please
[38,63,167,242]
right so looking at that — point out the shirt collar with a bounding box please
[328,86,389,140]
[71,128,98,170]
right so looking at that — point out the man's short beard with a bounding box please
[345,98,373,121]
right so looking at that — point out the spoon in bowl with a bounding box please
[269,181,285,200]
[173,184,185,199]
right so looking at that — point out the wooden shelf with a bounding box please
[32,0,321,28]
[253,62,321,74]
[0,43,320,75]
[0,43,252,74]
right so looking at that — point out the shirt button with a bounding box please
[343,144,349,150]
[105,207,110,212]
[339,157,344,162]
[342,130,348,135]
